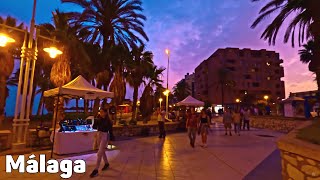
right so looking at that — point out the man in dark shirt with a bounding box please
[90,108,112,178]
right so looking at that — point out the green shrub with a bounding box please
[297,121,320,145]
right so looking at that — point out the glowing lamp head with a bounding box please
[236,99,240,103]
[163,89,170,96]
[43,47,63,58]
[159,98,163,102]
[165,49,170,55]
[264,95,269,100]
[0,33,15,47]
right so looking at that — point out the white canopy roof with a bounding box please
[44,75,114,99]
[177,96,204,107]
[281,96,305,103]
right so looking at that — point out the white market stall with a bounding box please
[282,97,305,118]
[44,75,114,155]
[176,96,205,107]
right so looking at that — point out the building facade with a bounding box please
[195,48,285,105]
[195,60,209,102]
[184,73,195,97]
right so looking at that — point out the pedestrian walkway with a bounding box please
[0,123,284,180]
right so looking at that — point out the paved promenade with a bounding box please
[0,123,283,180]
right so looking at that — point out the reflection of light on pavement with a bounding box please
[159,141,172,170]
[107,145,117,150]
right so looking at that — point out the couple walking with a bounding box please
[186,109,210,148]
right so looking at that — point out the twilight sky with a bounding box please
[1,0,317,115]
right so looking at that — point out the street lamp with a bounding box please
[159,98,163,110]
[163,89,170,118]
[44,46,63,58]
[1,0,63,151]
[0,33,15,47]
[235,98,240,103]
[264,95,269,101]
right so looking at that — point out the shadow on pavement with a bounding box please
[243,149,282,180]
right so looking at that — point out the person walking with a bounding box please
[232,109,241,136]
[90,108,112,178]
[199,109,210,147]
[243,108,250,130]
[223,108,233,136]
[158,108,166,138]
[206,109,212,125]
[240,108,244,130]
[186,109,198,148]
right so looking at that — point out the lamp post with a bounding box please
[165,49,170,90]
[0,0,62,150]
[163,89,170,118]
[159,98,163,110]
[235,98,240,110]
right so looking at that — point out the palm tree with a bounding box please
[154,85,166,108]
[38,10,93,119]
[173,79,191,102]
[216,67,235,107]
[299,40,320,88]
[139,65,164,123]
[251,0,320,73]
[62,0,149,89]
[0,16,24,121]
[126,45,153,121]
[39,10,91,87]
[109,45,131,105]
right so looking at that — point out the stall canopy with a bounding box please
[281,96,305,103]
[177,96,204,107]
[44,75,114,99]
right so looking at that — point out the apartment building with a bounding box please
[195,48,285,105]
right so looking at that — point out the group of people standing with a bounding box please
[184,107,251,148]
[223,108,251,136]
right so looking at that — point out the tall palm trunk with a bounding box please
[93,83,103,115]
[310,13,320,106]
[29,84,37,116]
[221,83,225,108]
[84,99,89,115]
[316,71,320,101]
[131,85,139,121]
[36,91,44,116]
[0,76,6,122]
